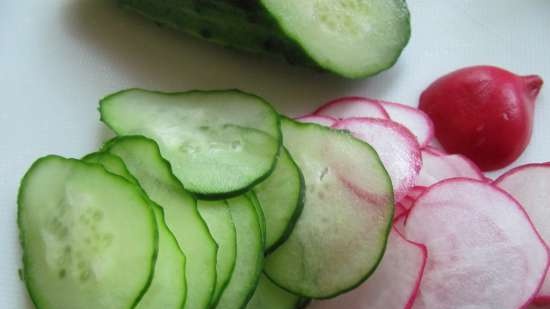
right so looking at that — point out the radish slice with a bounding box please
[416,150,485,187]
[393,213,407,234]
[399,186,427,211]
[314,97,390,120]
[295,115,337,127]
[395,203,408,220]
[494,163,550,304]
[333,118,422,201]
[309,228,427,309]
[378,101,434,147]
[405,179,549,309]
[423,146,446,156]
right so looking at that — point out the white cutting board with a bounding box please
[1,0,549,308]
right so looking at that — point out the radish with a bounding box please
[295,115,337,127]
[314,97,390,120]
[333,118,422,201]
[423,146,446,156]
[405,178,549,309]
[378,101,435,147]
[309,228,427,309]
[399,186,427,211]
[416,150,484,187]
[394,203,408,220]
[494,163,550,305]
[419,65,543,171]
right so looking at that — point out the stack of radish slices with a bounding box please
[299,97,550,309]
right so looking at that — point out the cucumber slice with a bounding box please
[246,192,266,247]
[215,195,264,309]
[254,147,304,252]
[197,200,237,306]
[104,136,218,309]
[17,156,157,309]
[83,152,187,309]
[100,88,281,198]
[245,274,304,309]
[264,118,394,298]
[261,0,411,78]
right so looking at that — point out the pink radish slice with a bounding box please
[405,178,549,309]
[494,163,550,304]
[416,150,485,187]
[423,146,446,156]
[314,97,390,120]
[295,115,337,127]
[333,118,422,201]
[378,101,435,147]
[310,228,427,309]
[393,213,407,234]
[399,186,427,211]
[395,203,408,220]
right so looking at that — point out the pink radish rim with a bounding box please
[379,100,436,147]
[314,96,391,119]
[408,177,550,309]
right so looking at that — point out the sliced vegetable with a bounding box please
[494,163,550,304]
[416,150,484,187]
[264,118,394,298]
[104,136,218,309]
[215,195,264,309]
[119,0,411,78]
[83,152,187,309]
[310,229,427,309]
[419,65,544,171]
[246,274,304,309]
[378,101,434,147]
[197,200,237,306]
[405,178,549,309]
[246,192,266,247]
[398,186,426,211]
[333,117,422,201]
[295,115,337,127]
[100,88,281,198]
[254,147,305,252]
[18,156,157,309]
[314,97,389,120]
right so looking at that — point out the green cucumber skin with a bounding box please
[17,155,158,309]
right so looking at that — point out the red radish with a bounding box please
[494,163,550,304]
[378,101,435,147]
[295,115,337,126]
[405,178,549,309]
[333,118,422,201]
[423,146,446,156]
[416,150,485,187]
[314,97,390,120]
[419,65,543,171]
[310,228,427,309]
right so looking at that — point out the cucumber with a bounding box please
[264,118,394,298]
[245,274,304,309]
[215,195,264,309]
[253,147,304,252]
[103,136,218,309]
[83,152,187,309]
[17,156,157,309]
[246,192,266,247]
[100,88,281,198]
[197,200,237,306]
[117,0,410,78]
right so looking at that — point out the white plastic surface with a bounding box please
[1,1,549,308]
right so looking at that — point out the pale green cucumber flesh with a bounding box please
[83,152,187,309]
[254,147,304,252]
[100,89,281,198]
[264,118,394,298]
[104,136,218,309]
[245,274,304,309]
[197,200,238,306]
[246,192,266,247]
[215,195,264,309]
[17,156,157,309]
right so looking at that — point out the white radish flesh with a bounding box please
[405,179,549,309]
[494,163,550,304]
[379,101,434,147]
[333,118,422,201]
[309,229,427,309]
[416,150,484,187]
[295,115,337,127]
[314,97,390,120]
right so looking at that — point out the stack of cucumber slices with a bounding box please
[18,89,395,309]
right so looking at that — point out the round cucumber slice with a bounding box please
[100,89,281,198]
[246,274,305,309]
[104,136,218,309]
[264,118,394,298]
[18,156,157,309]
[254,147,304,252]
